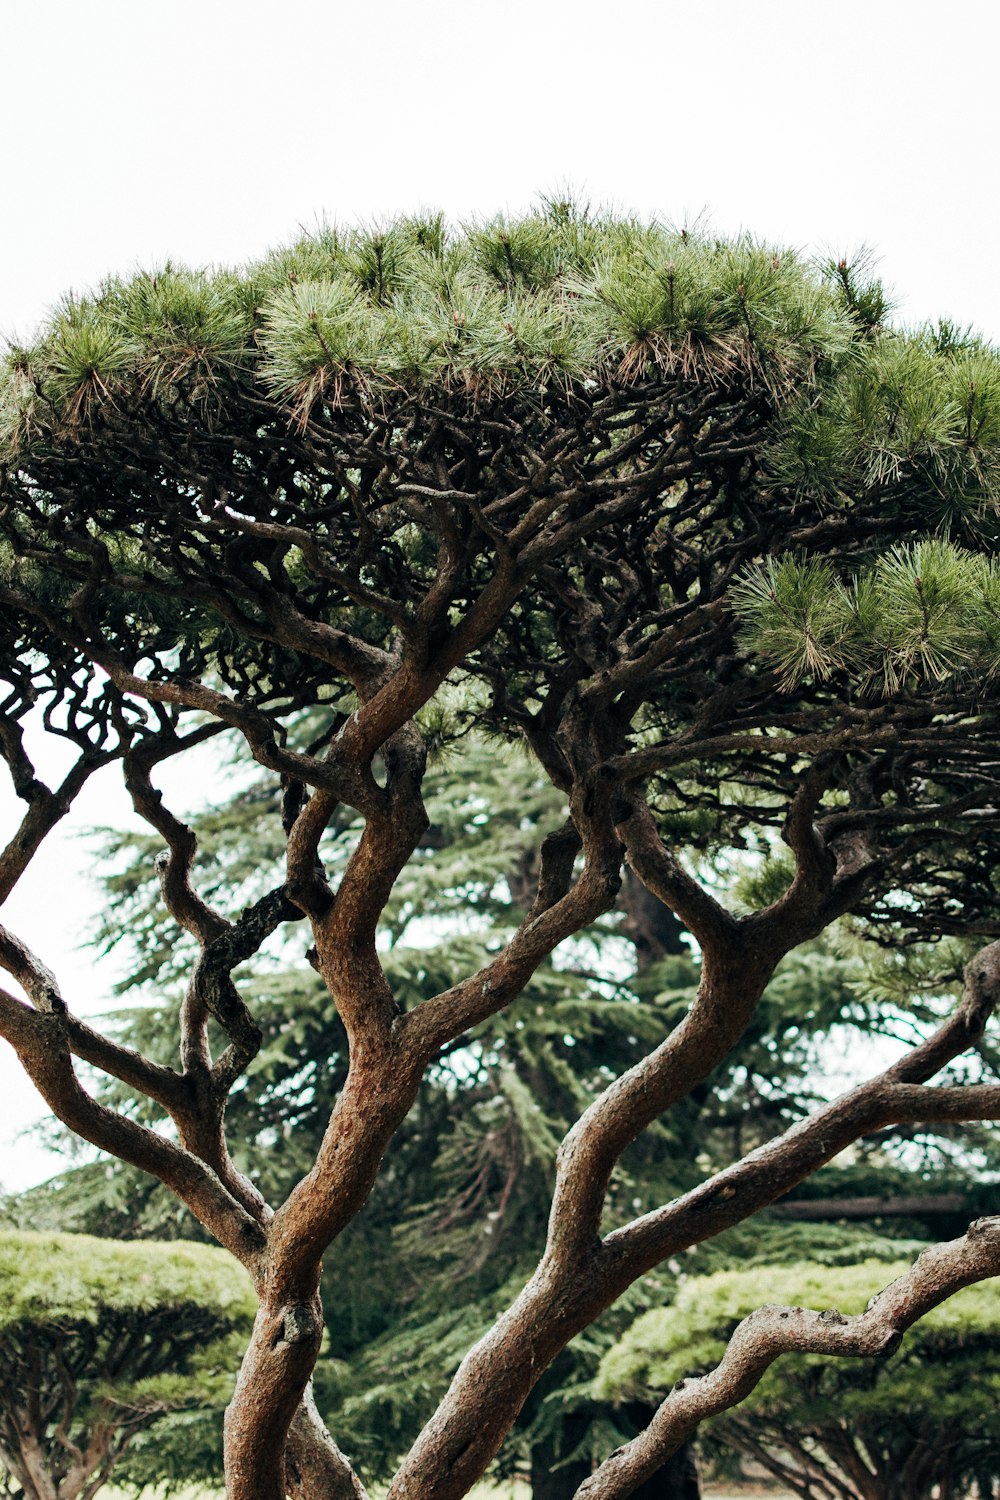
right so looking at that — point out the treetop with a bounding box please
[2,207,856,444]
[4,209,1000,948]
[0,1229,256,1328]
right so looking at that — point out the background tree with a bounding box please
[0,1231,255,1500]
[4,206,1000,1499]
[596,1253,1000,1500]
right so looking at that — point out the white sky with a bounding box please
[2,0,999,1190]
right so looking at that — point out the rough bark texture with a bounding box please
[285,1387,368,1500]
[571,1214,1000,1497]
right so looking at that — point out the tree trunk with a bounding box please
[285,1384,367,1500]
[223,1296,324,1500]
[4,1428,58,1500]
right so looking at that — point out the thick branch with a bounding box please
[285,1385,370,1500]
[0,983,266,1271]
[62,1013,190,1116]
[603,942,1000,1281]
[401,814,622,1060]
[617,797,736,951]
[285,789,338,921]
[575,1217,1000,1498]
[387,942,1000,1500]
[0,919,189,1114]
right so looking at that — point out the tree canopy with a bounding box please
[0,1231,255,1500]
[2,203,1000,1500]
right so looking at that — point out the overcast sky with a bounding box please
[2,0,999,1190]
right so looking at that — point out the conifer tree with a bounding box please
[0,1231,255,1500]
[3,205,1000,1499]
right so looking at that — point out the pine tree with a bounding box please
[0,1231,255,1500]
[3,205,1000,1499]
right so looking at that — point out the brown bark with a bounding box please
[6,811,1000,1500]
[224,1299,324,1500]
[285,1385,369,1500]
[573,1215,1000,1498]
[5,1428,59,1500]
[385,944,1000,1499]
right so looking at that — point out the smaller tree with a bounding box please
[0,1231,256,1500]
[596,1255,1000,1500]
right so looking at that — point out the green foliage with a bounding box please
[598,1257,1000,1499]
[0,1230,255,1328]
[10,204,1000,575]
[825,252,891,336]
[1,205,865,452]
[0,1233,255,1499]
[732,538,1000,692]
[765,317,1000,511]
[109,1408,233,1497]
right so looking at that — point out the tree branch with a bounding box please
[123,734,231,947]
[574,1216,1000,1498]
[386,942,1000,1500]
[0,982,266,1271]
[0,739,116,905]
[602,941,1000,1280]
[400,812,622,1061]
[616,796,736,951]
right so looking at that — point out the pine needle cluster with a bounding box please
[1,204,857,444]
[732,539,1000,693]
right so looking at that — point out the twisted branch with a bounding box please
[575,1217,1000,1498]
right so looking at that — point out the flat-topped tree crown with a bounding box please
[3,205,1000,1500]
[0,1231,255,1500]
[0,212,856,729]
